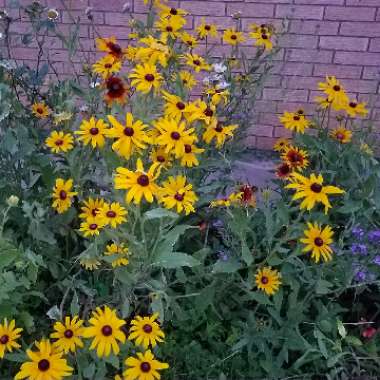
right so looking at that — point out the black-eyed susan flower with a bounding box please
[249,28,273,50]
[187,99,216,125]
[157,3,187,18]
[318,76,349,110]
[286,172,344,214]
[75,116,109,149]
[281,146,309,171]
[93,55,122,79]
[150,148,172,169]
[329,126,352,144]
[129,63,163,94]
[279,111,310,134]
[180,143,204,167]
[273,137,291,152]
[123,350,169,380]
[206,86,230,106]
[223,28,245,46]
[79,216,106,237]
[162,91,190,121]
[128,314,165,348]
[104,243,130,268]
[155,15,186,39]
[107,113,152,159]
[300,222,334,263]
[255,267,281,296]
[32,102,50,119]
[180,31,198,49]
[239,184,257,208]
[276,162,293,179]
[196,18,218,39]
[45,131,74,153]
[83,306,126,358]
[203,120,238,148]
[183,53,211,72]
[179,71,197,90]
[98,202,127,228]
[79,197,105,219]
[135,35,171,67]
[154,118,197,158]
[50,316,84,354]
[52,178,77,214]
[96,37,125,60]
[344,100,368,118]
[104,76,129,106]
[158,175,198,215]
[0,319,22,359]
[80,257,101,271]
[14,339,73,380]
[314,96,332,109]
[114,159,161,204]
[210,192,242,207]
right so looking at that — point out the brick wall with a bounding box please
[2,0,380,149]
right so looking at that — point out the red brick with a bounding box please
[340,22,380,37]
[180,1,225,16]
[263,88,308,102]
[319,36,369,51]
[259,113,281,126]
[340,79,378,93]
[247,125,274,137]
[335,51,380,66]
[276,102,315,114]
[227,3,275,18]
[104,12,132,26]
[369,38,380,52]
[254,100,278,113]
[271,62,314,76]
[324,6,376,21]
[295,0,343,4]
[313,64,362,79]
[287,49,333,63]
[346,0,380,5]
[90,0,125,11]
[280,34,318,49]
[362,67,380,80]
[62,10,104,24]
[274,127,293,138]
[256,136,276,150]
[45,0,89,10]
[283,76,320,90]
[275,5,324,20]
[194,16,235,30]
[290,20,339,35]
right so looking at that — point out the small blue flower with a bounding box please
[373,255,380,266]
[350,243,368,256]
[354,270,367,282]
[217,250,229,261]
[352,226,365,240]
[368,229,380,242]
[211,219,224,229]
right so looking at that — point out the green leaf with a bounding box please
[153,251,200,268]
[337,319,347,339]
[315,279,333,295]
[246,291,273,305]
[153,225,194,256]
[144,208,178,220]
[0,238,21,269]
[345,335,363,346]
[212,258,242,273]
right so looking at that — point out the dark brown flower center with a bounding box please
[166,26,173,32]
[171,131,181,140]
[278,163,291,176]
[204,25,211,31]
[59,190,67,200]
[0,335,9,345]
[55,139,64,146]
[64,329,74,339]
[38,359,50,372]
[215,124,223,133]
[170,8,177,15]
[176,102,186,110]
[261,34,268,39]
[92,208,98,217]
[231,34,237,40]
[204,107,214,117]
[137,174,150,187]
[261,276,269,284]
[310,183,323,193]
[101,325,113,336]
[140,362,151,373]
[104,63,112,69]
[336,132,344,140]
[106,210,116,218]
[107,42,122,56]
[106,77,126,98]
[293,115,300,121]
[349,102,357,108]
[90,127,99,135]
[124,127,134,136]
[333,85,341,92]
[89,223,98,230]
[37,107,44,114]
[193,59,201,66]
[144,74,155,82]
[156,155,166,162]
[174,193,184,201]
[314,237,324,247]
[184,144,192,153]
[297,109,304,115]
[143,324,153,333]
[288,151,302,163]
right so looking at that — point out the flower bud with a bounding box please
[6,195,19,207]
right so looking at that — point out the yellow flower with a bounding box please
[279,111,310,134]
[83,306,126,358]
[79,216,106,237]
[187,99,216,125]
[255,267,281,296]
[154,118,197,158]
[53,111,72,125]
[223,28,245,45]
[128,314,165,349]
[75,117,109,148]
[98,202,127,228]
[180,143,204,167]
[104,76,129,105]
[205,87,229,106]
[281,145,309,171]
[150,147,172,169]
[196,18,218,39]
[155,15,186,38]
[345,100,368,118]
[107,113,151,159]
[180,32,198,48]
[158,175,198,215]
[114,159,161,204]
[129,63,163,94]
[318,76,349,110]
[203,119,238,148]
[135,35,171,67]
[15,339,73,380]
[79,198,105,219]
[32,102,50,118]
[162,90,190,121]
[276,162,293,179]
[96,37,125,60]
[183,53,211,72]
[285,172,344,214]
[104,243,130,268]
[52,178,77,214]
[314,96,332,109]
[123,350,169,380]
[210,192,242,207]
[50,316,84,354]
[329,126,352,144]
[249,30,273,50]
[300,222,334,263]
[360,142,373,156]
[179,71,197,90]
[0,319,22,359]
[45,131,74,153]
[93,55,122,79]
[273,137,291,152]
[80,257,101,271]
[157,3,187,18]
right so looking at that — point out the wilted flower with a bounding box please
[122,2,131,12]
[6,195,19,207]
[47,8,59,20]
[85,6,93,19]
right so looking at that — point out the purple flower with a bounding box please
[350,243,368,256]
[211,219,224,229]
[217,251,229,261]
[373,256,380,266]
[352,226,365,240]
[355,269,367,282]
[368,229,380,242]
